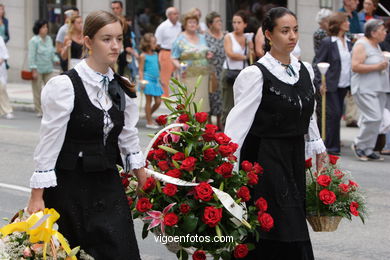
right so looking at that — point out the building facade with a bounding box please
[3,0,389,82]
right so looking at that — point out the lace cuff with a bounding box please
[305,138,326,158]
[125,151,145,172]
[30,170,57,189]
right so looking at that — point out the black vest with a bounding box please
[55,69,124,172]
[249,62,314,138]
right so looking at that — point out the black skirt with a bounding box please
[239,133,314,260]
[44,159,140,260]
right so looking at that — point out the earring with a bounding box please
[88,49,92,56]
[269,41,272,46]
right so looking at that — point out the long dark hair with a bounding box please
[262,7,297,53]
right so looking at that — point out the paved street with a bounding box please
[1,85,390,259]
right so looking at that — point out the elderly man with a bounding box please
[111,0,123,17]
[155,7,181,97]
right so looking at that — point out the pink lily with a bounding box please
[142,202,176,234]
[163,127,181,143]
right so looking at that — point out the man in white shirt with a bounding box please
[155,7,181,96]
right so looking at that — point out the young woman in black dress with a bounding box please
[225,7,328,259]
[26,10,147,260]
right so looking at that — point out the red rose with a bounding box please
[152,132,167,149]
[121,177,129,188]
[228,154,238,162]
[156,115,168,125]
[154,149,167,160]
[233,244,249,258]
[215,162,234,178]
[348,180,359,187]
[136,198,152,212]
[305,158,312,169]
[334,169,344,179]
[166,169,183,179]
[203,148,217,162]
[202,206,222,227]
[255,197,268,212]
[229,142,239,153]
[158,161,170,171]
[319,189,336,205]
[202,124,218,142]
[147,150,155,161]
[176,104,185,110]
[350,201,359,216]
[178,113,190,123]
[339,183,349,193]
[241,161,253,172]
[214,132,231,145]
[237,186,251,202]
[317,175,332,187]
[195,112,208,123]
[163,183,178,196]
[194,182,214,201]
[180,157,197,171]
[328,154,339,165]
[247,172,259,185]
[258,212,274,231]
[172,152,186,161]
[142,177,156,192]
[127,196,133,206]
[163,212,179,226]
[253,162,264,174]
[218,145,233,157]
[192,250,206,260]
[179,203,191,214]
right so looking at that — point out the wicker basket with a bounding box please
[306,216,342,232]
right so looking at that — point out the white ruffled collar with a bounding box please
[259,52,301,81]
[74,59,114,88]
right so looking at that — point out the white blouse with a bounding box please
[31,59,145,189]
[225,52,326,168]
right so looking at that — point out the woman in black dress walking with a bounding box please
[225,8,328,259]
[26,10,146,260]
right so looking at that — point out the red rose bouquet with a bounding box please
[123,79,273,259]
[305,155,367,231]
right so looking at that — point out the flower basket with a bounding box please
[122,77,274,259]
[306,215,342,232]
[305,155,367,233]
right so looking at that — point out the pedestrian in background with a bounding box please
[339,0,362,34]
[138,33,163,129]
[55,7,79,72]
[351,19,389,161]
[0,4,10,43]
[313,8,333,55]
[358,0,380,32]
[190,8,208,34]
[222,10,254,126]
[155,7,181,97]
[28,19,59,117]
[205,11,225,130]
[61,15,83,70]
[0,36,12,119]
[27,10,146,259]
[314,12,352,156]
[171,11,213,113]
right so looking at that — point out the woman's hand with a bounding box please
[316,151,328,173]
[27,188,45,214]
[206,51,213,59]
[320,84,327,96]
[377,60,388,71]
[133,168,147,196]
[31,69,38,80]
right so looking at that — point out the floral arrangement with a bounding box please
[122,78,274,259]
[0,209,92,260]
[305,155,367,222]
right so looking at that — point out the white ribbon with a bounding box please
[144,124,246,223]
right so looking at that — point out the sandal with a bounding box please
[380,150,390,155]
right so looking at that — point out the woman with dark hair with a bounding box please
[205,11,225,130]
[26,10,146,259]
[28,19,59,117]
[225,7,327,259]
[313,12,352,155]
[0,4,9,43]
[222,10,254,126]
[358,0,380,32]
